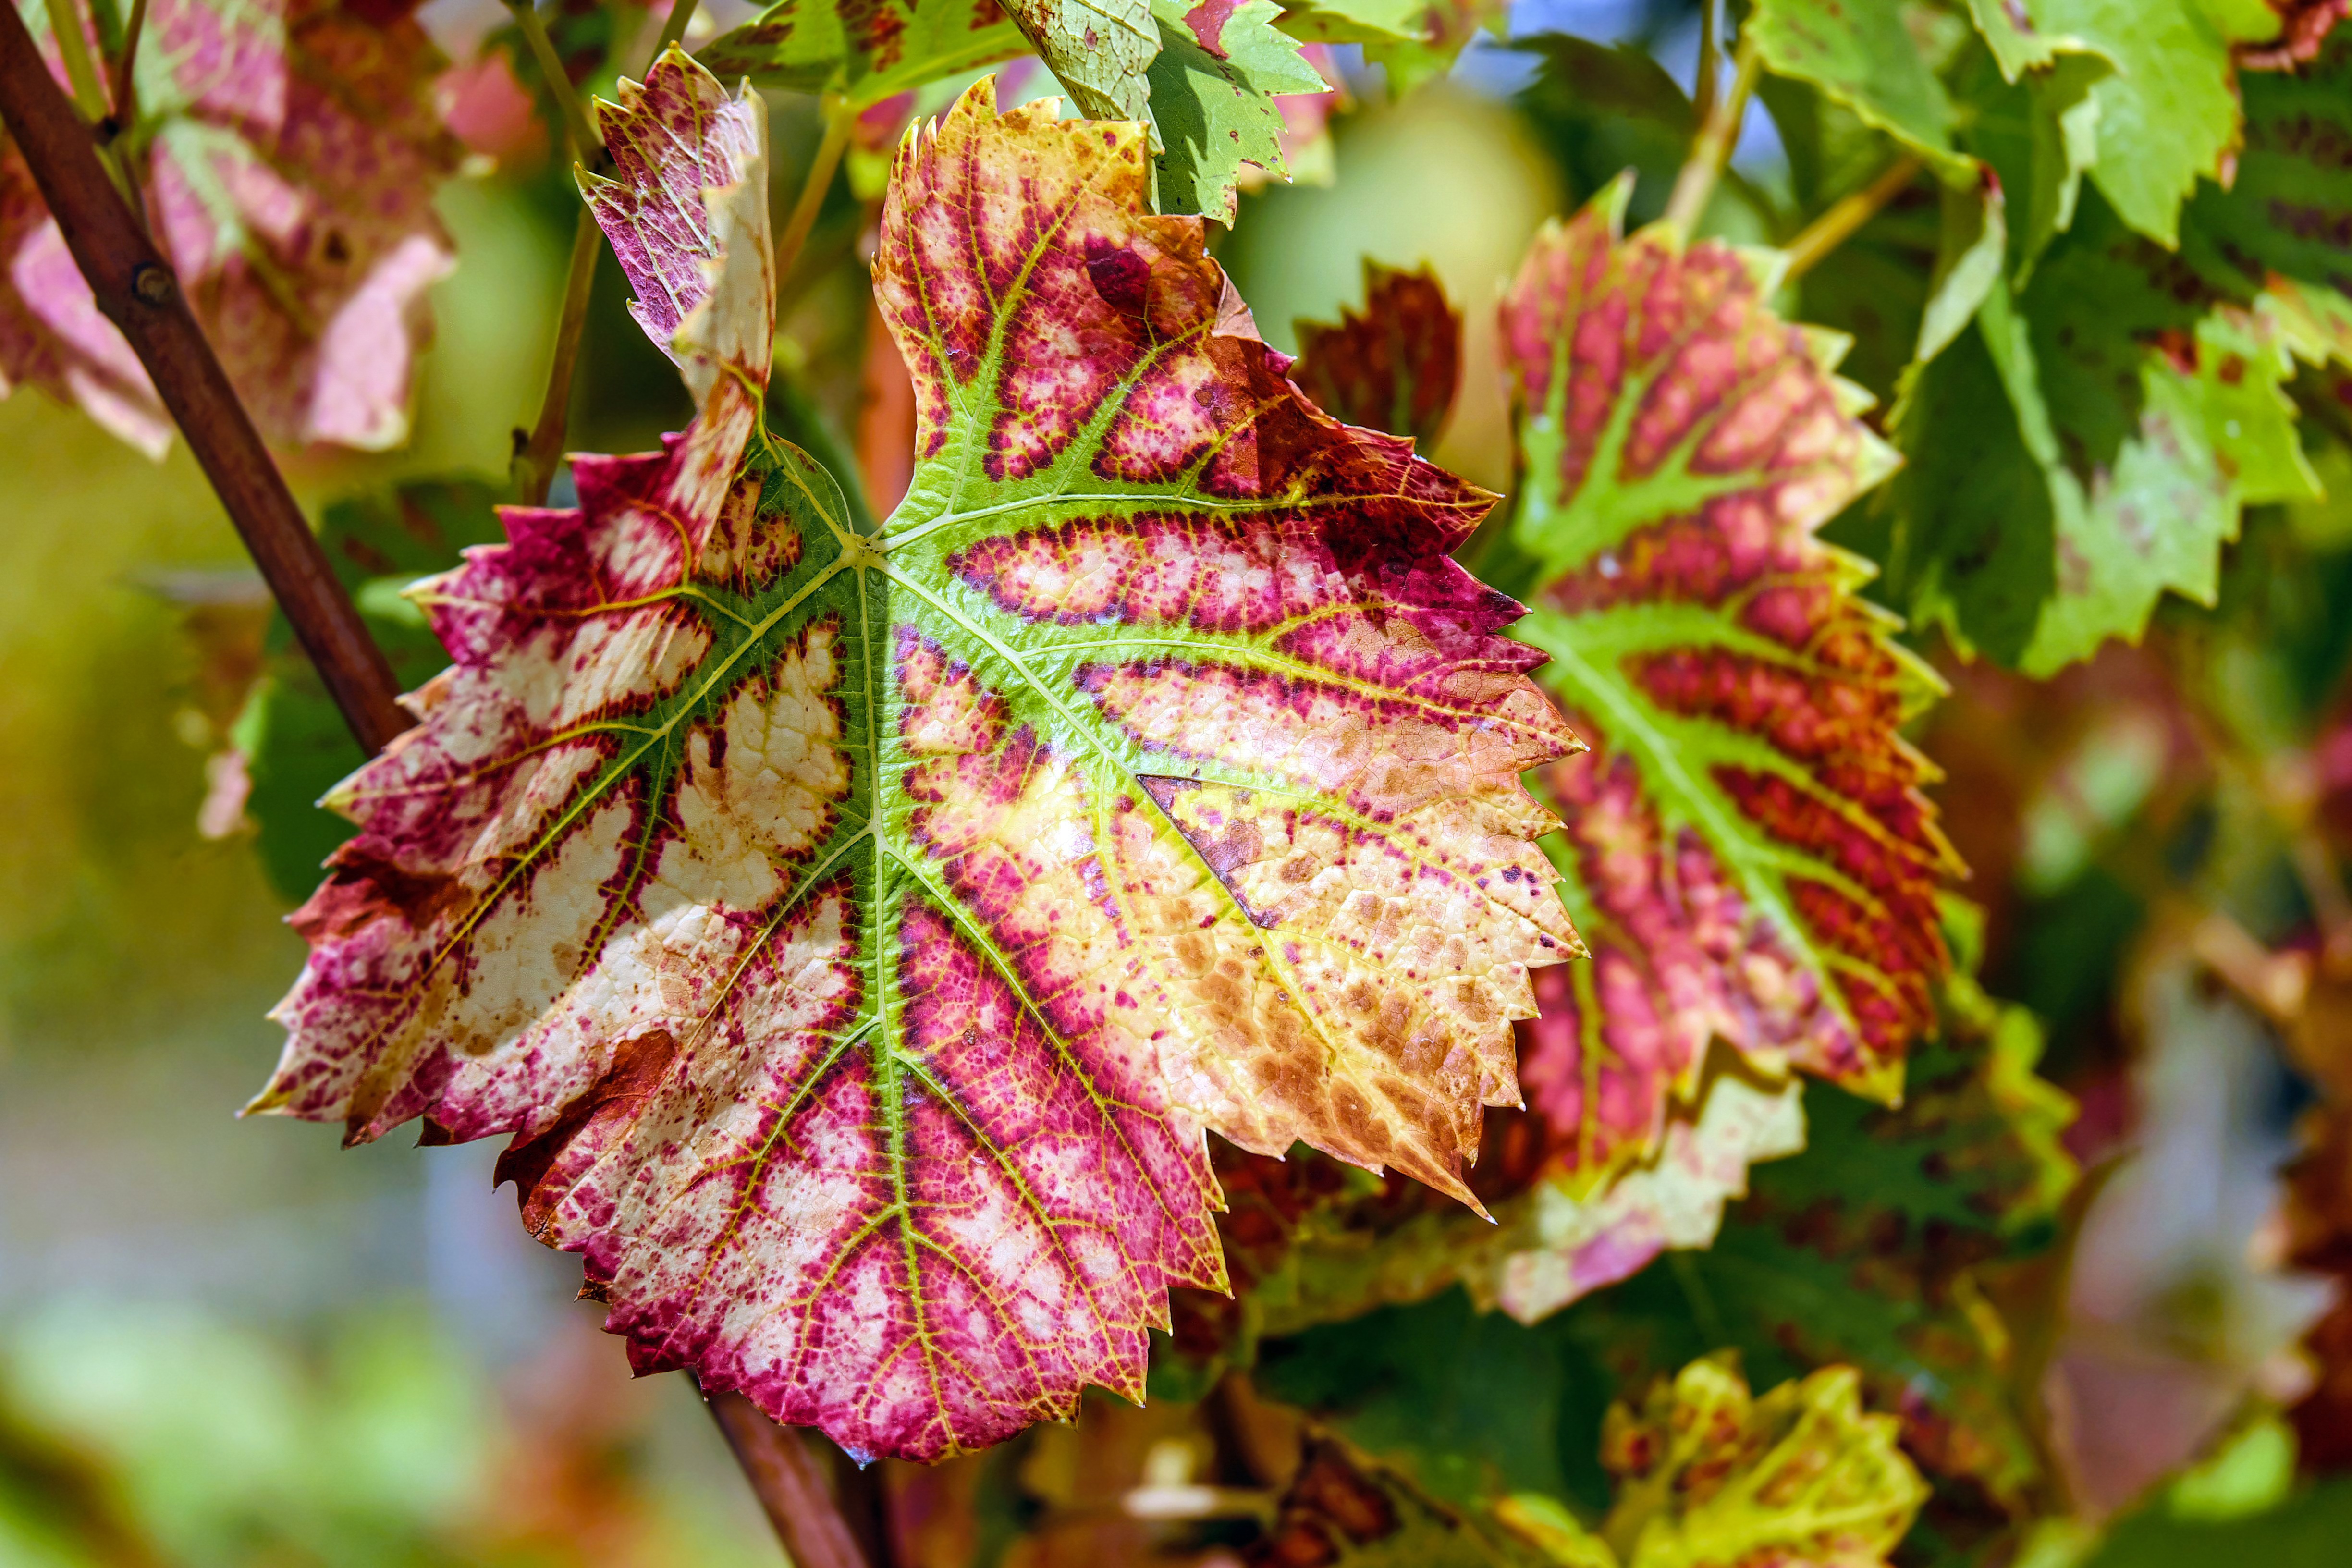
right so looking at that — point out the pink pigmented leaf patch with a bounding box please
[1491,178,1962,1301]
[254,65,1580,1462]
[0,0,458,454]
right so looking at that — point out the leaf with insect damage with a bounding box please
[0,0,456,455]
[254,66,1578,1463]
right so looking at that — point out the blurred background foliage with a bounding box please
[10,0,2352,1564]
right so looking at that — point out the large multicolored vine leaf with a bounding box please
[1496,179,1959,1209]
[254,64,1578,1463]
[0,0,457,455]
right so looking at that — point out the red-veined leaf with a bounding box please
[254,66,1579,1462]
[1293,261,1463,448]
[1492,178,1960,1299]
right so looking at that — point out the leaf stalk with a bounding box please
[651,0,699,59]
[1692,0,1721,122]
[0,0,408,752]
[1662,31,1760,237]
[777,96,856,290]
[504,0,605,168]
[1780,155,1923,282]
[511,201,601,505]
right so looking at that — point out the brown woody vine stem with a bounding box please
[105,0,147,131]
[705,1391,878,1568]
[1662,30,1759,236]
[1781,155,1923,282]
[8,7,885,1556]
[0,0,409,753]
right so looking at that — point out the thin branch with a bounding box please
[1692,0,1721,122]
[511,202,600,505]
[104,0,147,131]
[0,0,407,752]
[1781,154,1923,281]
[777,97,855,287]
[704,1391,876,1568]
[1662,31,1760,237]
[504,0,604,166]
[651,0,699,59]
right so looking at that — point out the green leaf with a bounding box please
[1747,0,1973,179]
[1597,1357,1929,1568]
[1005,0,1162,120]
[1145,0,1327,221]
[1952,43,2111,282]
[1869,192,2322,674]
[698,0,1029,106]
[1963,0,2107,78]
[1912,172,2009,371]
[2179,30,2352,297]
[2018,0,2241,246]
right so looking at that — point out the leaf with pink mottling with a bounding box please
[253,71,1578,1463]
[0,0,457,455]
[1493,178,1960,1262]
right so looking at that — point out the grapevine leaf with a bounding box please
[1952,42,2109,282]
[0,0,456,454]
[697,0,1029,106]
[1292,262,1464,447]
[1279,0,1507,97]
[1746,0,1972,179]
[1911,171,2008,373]
[1145,0,1329,222]
[2179,30,2352,299]
[1880,245,2319,674]
[1596,1357,1929,1568]
[256,72,1579,1462]
[1250,1437,1558,1567]
[1497,179,1959,1194]
[234,478,506,903]
[1002,0,1160,121]
[1963,0,2106,79]
[2014,0,2240,247]
[1486,1065,1805,1323]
